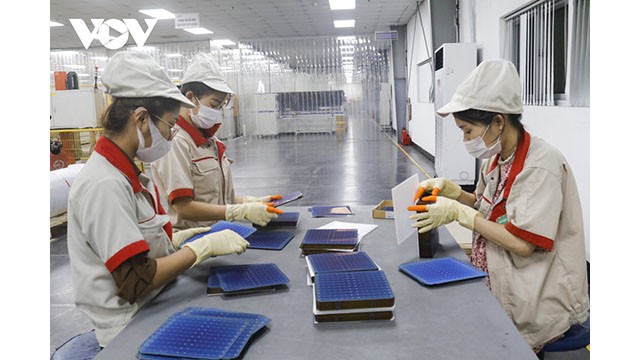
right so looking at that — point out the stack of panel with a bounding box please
[399,257,488,286]
[207,263,290,296]
[137,307,269,360]
[309,205,354,217]
[263,212,301,227]
[312,270,395,323]
[299,228,359,256]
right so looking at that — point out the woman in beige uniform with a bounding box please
[55,51,250,359]
[151,52,283,231]
[409,60,589,355]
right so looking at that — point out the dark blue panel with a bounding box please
[301,229,358,247]
[246,231,295,250]
[265,212,300,227]
[180,221,257,248]
[272,191,303,207]
[310,205,354,217]
[314,271,394,304]
[308,252,378,274]
[399,257,488,286]
[212,263,290,293]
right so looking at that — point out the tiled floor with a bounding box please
[50,115,588,359]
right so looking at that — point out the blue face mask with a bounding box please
[136,115,172,162]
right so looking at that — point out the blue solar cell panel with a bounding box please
[180,221,257,248]
[399,257,488,286]
[212,263,290,293]
[301,229,358,247]
[265,212,300,227]
[310,205,354,217]
[314,271,394,305]
[246,231,295,250]
[139,314,247,360]
[307,252,379,274]
[272,191,303,207]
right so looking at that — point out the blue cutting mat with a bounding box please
[308,252,378,274]
[399,257,488,286]
[139,313,247,359]
[266,212,300,227]
[310,205,354,217]
[180,221,257,248]
[212,263,290,293]
[314,271,394,304]
[246,230,295,250]
[301,229,358,247]
[272,191,303,207]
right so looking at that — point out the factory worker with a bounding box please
[151,52,282,230]
[62,51,250,355]
[409,60,589,353]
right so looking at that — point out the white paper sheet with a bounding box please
[391,173,419,245]
[316,221,378,242]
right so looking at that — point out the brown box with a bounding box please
[372,200,394,219]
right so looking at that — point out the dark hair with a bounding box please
[100,97,181,134]
[453,109,524,134]
[180,81,221,98]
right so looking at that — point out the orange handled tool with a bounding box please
[267,206,285,215]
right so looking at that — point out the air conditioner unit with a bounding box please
[434,43,477,185]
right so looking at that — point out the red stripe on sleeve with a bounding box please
[169,188,194,204]
[104,240,150,272]
[505,222,554,251]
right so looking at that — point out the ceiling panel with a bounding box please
[50,0,418,49]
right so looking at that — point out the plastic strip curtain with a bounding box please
[236,35,390,136]
[50,41,211,88]
[569,0,590,107]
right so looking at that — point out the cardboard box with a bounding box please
[372,200,394,219]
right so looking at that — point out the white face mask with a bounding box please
[136,115,172,163]
[190,97,221,129]
[464,123,502,159]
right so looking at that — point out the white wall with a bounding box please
[473,0,591,260]
[405,0,436,155]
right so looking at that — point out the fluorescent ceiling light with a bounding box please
[329,0,356,10]
[337,36,356,42]
[164,53,184,58]
[210,39,236,47]
[184,27,214,35]
[139,9,175,19]
[334,20,355,28]
[50,21,64,27]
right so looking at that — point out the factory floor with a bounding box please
[50,115,589,359]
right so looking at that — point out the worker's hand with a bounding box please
[409,197,479,233]
[225,202,281,226]
[171,226,211,249]
[418,178,462,200]
[242,194,283,203]
[184,229,250,267]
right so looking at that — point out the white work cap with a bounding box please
[102,50,195,108]
[437,59,523,117]
[181,52,235,94]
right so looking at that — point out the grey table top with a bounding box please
[95,205,536,360]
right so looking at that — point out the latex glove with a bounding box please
[409,197,479,233]
[171,226,211,249]
[418,178,462,200]
[242,194,283,203]
[225,202,278,226]
[184,229,250,267]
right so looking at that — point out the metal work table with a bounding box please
[95,205,536,360]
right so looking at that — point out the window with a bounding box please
[502,0,589,107]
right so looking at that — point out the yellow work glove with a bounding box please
[418,178,462,200]
[410,197,479,233]
[171,227,211,249]
[242,194,283,203]
[184,229,250,267]
[225,202,278,226]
